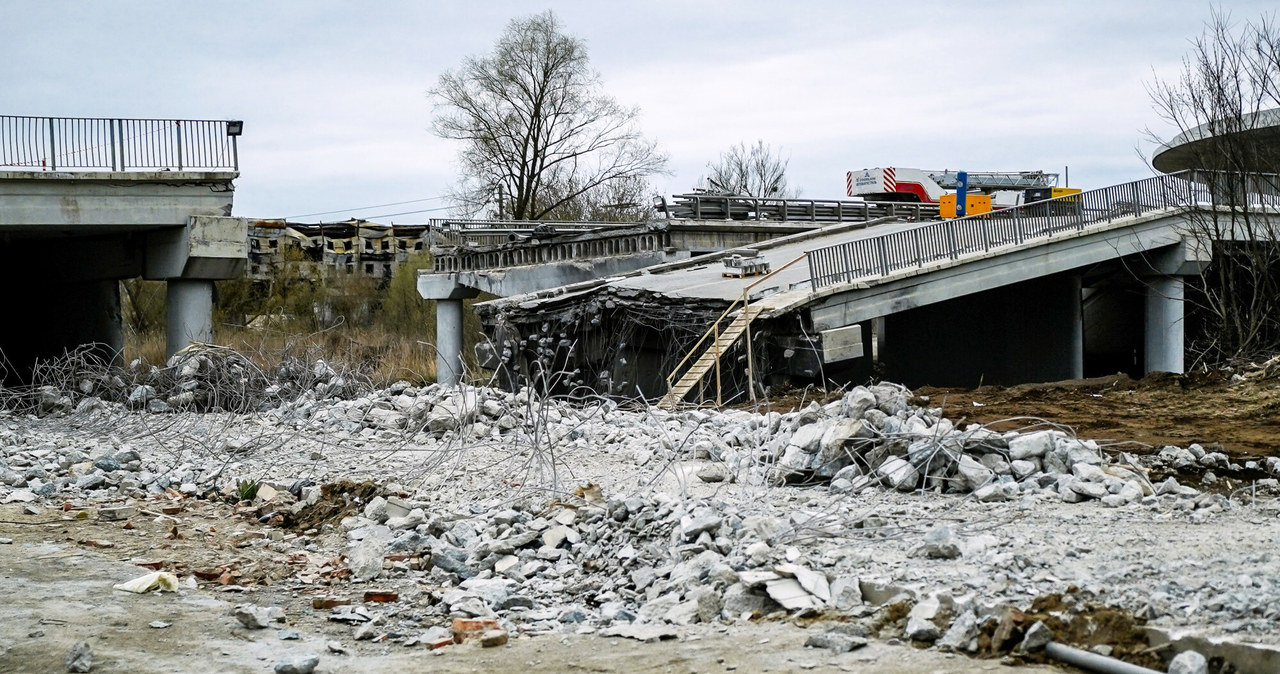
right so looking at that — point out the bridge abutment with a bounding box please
[1,279,122,381]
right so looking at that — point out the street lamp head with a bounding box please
[226,120,244,137]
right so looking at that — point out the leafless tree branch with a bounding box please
[431,11,669,222]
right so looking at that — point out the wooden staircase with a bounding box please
[659,305,764,410]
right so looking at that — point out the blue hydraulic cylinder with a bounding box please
[955,171,968,217]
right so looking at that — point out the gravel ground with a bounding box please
[4,372,1280,673]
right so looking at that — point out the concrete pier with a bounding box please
[436,298,465,386]
[165,280,214,359]
[1144,275,1185,374]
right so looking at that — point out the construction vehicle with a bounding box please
[845,168,1079,217]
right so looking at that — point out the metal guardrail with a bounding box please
[659,194,939,223]
[431,228,670,273]
[427,218,642,249]
[0,115,241,171]
[806,170,1280,290]
[428,218,635,232]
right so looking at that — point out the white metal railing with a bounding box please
[806,170,1280,289]
[0,115,241,171]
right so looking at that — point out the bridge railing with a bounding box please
[431,228,669,273]
[660,194,939,223]
[428,218,637,232]
[427,218,642,248]
[805,171,1234,289]
[0,115,241,171]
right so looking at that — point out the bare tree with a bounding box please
[537,174,658,222]
[431,11,668,221]
[1145,10,1280,366]
[701,140,797,197]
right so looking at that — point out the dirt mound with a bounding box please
[917,371,1280,458]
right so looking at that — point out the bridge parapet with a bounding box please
[804,171,1280,289]
[430,223,669,272]
[658,193,938,222]
[1,115,241,172]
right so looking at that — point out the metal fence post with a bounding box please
[1014,210,1024,244]
[175,121,183,171]
[877,238,890,276]
[946,219,959,259]
[842,244,856,283]
[109,119,118,171]
[47,118,56,170]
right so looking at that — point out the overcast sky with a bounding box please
[3,1,1272,222]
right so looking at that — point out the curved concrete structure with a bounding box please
[1152,107,1280,173]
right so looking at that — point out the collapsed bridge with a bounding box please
[467,171,1280,404]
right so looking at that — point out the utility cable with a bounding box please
[284,195,448,219]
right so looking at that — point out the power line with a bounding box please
[285,195,448,219]
[356,205,455,219]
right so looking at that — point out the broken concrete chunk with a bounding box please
[788,566,831,603]
[98,505,137,521]
[805,631,868,652]
[737,570,781,588]
[905,595,942,641]
[600,624,680,642]
[764,578,822,611]
[923,525,962,559]
[233,604,283,629]
[937,610,979,651]
[829,575,862,610]
[1167,650,1208,674]
[876,456,919,491]
[1008,431,1056,460]
[273,655,319,674]
[65,641,93,673]
[1020,620,1052,653]
[954,454,995,492]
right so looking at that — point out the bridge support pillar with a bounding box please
[1069,274,1085,379]
[1143,276,1184,374]
[166,279,214,358]
[436,298,465,387]
[418,275,481,387]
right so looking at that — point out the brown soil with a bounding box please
[915,371,1280,459]
[278,480,382,531]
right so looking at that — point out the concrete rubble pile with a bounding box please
[4,371,1280,670]
[20,344,364,417]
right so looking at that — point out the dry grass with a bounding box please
[123,330,167,367]
[124,324,440,387]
